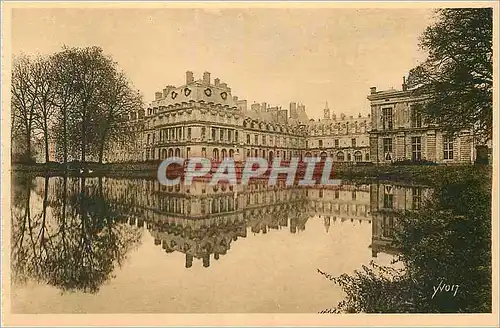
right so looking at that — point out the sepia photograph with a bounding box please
[1,1,498,327]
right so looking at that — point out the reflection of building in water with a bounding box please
[30,176,433,265]
[306,184,371,233]
[101,178,374,267]
[369,182,432,257]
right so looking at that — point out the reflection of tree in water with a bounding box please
[11,175,142,293]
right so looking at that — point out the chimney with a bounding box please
[214,78,220,87]
[186,71,194,84]
[370,87,377,94]
[155,92,163,100]
[402,76,407,91]
[203,71,211,85]
[289,102,297,119]
[163,85,175,98]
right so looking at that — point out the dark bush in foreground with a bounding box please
[320,167,491,313]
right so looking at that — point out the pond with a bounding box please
[10,174,432,313]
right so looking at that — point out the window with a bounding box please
[354,151,362,162]
[382,216,394,238]
[383,193,393,209]
[365,153,370,161]
[352,191,356,200]
[201,200,206,214]
[347,153,352,161]
[186,147,191,157]
[336,151,344,161]
[228,130,232,142]
[383,138,393,153]
[335,190,339,199]
[319,140,323,148]
[334,139,339,148]
[247,134,250,144]
[187,127,191,139]
[382,107,393,130]
[201,127,206,139]
[411,137,422,161]
[443,135,454,160]
[254,135,258,144]
[411,105,422,128]
[319,189,323,198]
[263,135,266,145]
[212,128,216,140]
[220,129,224,141]
[306,140,308,148]
[147,134,151,144]
[235,131,239,142]
[352,138,356,147]
[202,147,206,157]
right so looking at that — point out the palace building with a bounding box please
[137,71,371,163]
[113,72,476,165]
[367,79,474,164]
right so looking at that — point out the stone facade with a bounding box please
[367,84,474,164]
[104,110,146,163]
[140,71,371,163]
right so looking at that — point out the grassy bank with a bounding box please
[12,161,491,184]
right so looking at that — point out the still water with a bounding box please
[10,174,430,313]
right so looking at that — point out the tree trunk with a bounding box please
[44,121,50,163]
[63,109,68,164]
[81,113,86,165]
[98,127,109,164]
[25,129,32,162]
[98,141,105,164]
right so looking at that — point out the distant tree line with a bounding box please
[11,46,143,164]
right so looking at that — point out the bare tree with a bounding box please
[11,55,40,163]
[69,46,116,163]
[51,48,79,164]
[96,70,143,164]
[32,56,57,163]
[14,46,143,165]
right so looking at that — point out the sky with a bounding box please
[11,7,435,119]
